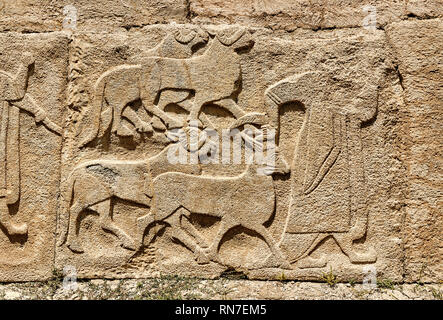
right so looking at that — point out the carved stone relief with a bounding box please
[0,33,67,281]
[52,25,404,281]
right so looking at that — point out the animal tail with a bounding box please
[76,76,108,148]
[56,169,77,247]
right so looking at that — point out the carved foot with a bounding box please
[0,200,28,236]
[297,254,327,269]
[67,239,84,253]
[3,221,28,236]
[347,247,377,264]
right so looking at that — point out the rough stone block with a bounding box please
[386,18,443,283]
[406,0,443,18]
[190,0,406,30]
[0,0,189,32]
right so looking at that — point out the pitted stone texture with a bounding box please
[0,32,67,281]
[0,280,441,300]
[53,24,405,281]
[406,0,443,18]
[386,18,443,283]
[190,0,407,30]
[0,0,188,32]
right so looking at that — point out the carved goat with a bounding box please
[141,28,255,126]
[77,26,209,147]
[137,129,291,268]
[58,139,205,253]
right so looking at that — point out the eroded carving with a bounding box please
[137,127,291,268]
[77,28,255,147]
[0,53,62,237]
[267,71,379,268]
[75,26,209,146]
[57,25,389,279]
[58,137,204,253]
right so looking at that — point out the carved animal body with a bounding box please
[137,134,290,268]
[59,142,201,253]
[77,27,209,147]
[267,71,378,268]
[141,29,254,123]
[138,27,209,60]
[78,29,253,148]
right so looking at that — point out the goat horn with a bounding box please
[173,29,197,44]
[217,29,246,46]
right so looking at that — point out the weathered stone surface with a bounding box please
[406,0,443,19]
[190,0,407,30]
[0,2,441,285]
[49,24,408,282]
[0,279,441,300]
[386,18,443,283]
[0,32,67,281]
[0,0,188,32]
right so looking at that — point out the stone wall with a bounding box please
[0,0,441,283]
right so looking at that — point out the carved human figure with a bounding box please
[266,71,378,268]
[0,53,62,236]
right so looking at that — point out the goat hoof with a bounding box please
[197,239,209,248]
[279,260,292,270]
[152,116,167,131]
[67,240,84,253]
[137,215,153,232]
[167,119,183,129]
[185,118,203,129]
[116,124,135,137]
[297,254,327,269]
[122,239,137,251]
[136,121,153,133]
[22,52,35,66]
